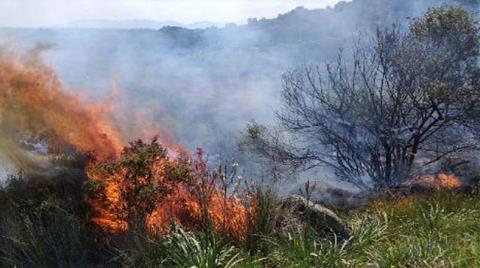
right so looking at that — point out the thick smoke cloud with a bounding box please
[0,0,477,188]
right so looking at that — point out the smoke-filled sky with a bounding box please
[0,0,344,27]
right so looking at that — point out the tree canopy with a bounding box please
[241,6,480,190]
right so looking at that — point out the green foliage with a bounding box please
[110,230,168,267]
[268,229,349,268]
[113,226,247,268]
[411,5,478,45]
[0,197,95,267]
[116,138,175,223]
[240,190,480,267]
[348,213,388,249]
[164,226,244,268]
[244,188,277,256]
[348,192,480,267]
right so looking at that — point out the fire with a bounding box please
[86,145,251,241]
[407,172,462,190]
[146,184,249,240]
[0,47,123,164]
[436,173,462,188]
[0,48,251,241]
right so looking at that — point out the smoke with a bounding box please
[0,46,122,177]
[0,0,476,183]
[0,45,182,180]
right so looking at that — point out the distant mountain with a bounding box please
[187,21,226,29]
[59,19,224,30]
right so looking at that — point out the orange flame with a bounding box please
[0,48,123,161]
[407,172,462,190]
[86,147,251,241]
[0,48,251,241]
[146,184,249,241]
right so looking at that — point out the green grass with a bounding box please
[238,190,480,267]
[2,177,480,267]
[151,190,480,267]
[0,198,95,267]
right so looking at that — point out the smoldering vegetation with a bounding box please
[1,0,477,187]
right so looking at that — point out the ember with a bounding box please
[407,172,462,190]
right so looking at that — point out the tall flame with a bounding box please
[0,47,123,167]
[0,48,251,241]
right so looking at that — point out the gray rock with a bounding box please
[289,180,369,210]
[275,195,350,242]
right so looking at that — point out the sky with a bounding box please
[0,0,343,28]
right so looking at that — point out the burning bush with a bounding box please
[85,139,252,241]
[0,48,252,241]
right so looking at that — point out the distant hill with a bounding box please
[60,19,225,30]
[238,0,479,52]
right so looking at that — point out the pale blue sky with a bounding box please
[0,0,344,27]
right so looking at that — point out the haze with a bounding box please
[0,0,343,28]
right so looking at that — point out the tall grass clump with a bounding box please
[164,226,244,268]
[351,190,480,267]
[243,188,277,256]
[113,225,245,268]
[0,196,94,267]
[268,229,349,268]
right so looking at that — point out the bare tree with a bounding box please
[241,6,480,190]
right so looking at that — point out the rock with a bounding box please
[275,195,350,242]
[289,180,368,210]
